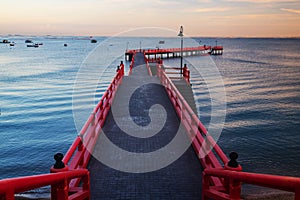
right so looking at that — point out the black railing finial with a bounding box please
[53,153,65,169]
[228,151,239,168]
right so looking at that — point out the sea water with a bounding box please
[0,36,299,195]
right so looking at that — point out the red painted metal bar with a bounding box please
[147,58,163,64]
[126,45,214,54]
[158,62,235,192]
[0,169,90,200]
[157,63,300,199]
[162,65,190,85]
[61,62,125,188]
[203,168,300,200]
[212,46,223,50]
[144,52,153,76]
[156,64,227,169]
[128,52,136,76]
[183,65,190,84]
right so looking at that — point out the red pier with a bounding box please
[125,45,223,61]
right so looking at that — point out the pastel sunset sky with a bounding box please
[1,0,300,37]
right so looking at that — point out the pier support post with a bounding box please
[50,153,69,200]
[177,26,184,76]
[183,64,190,84]
[224,152,242,199]
[120,61,125,76]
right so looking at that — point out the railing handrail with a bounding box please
[157,63,300,199]
[156,64,228,167]
[128,52,136,76]
[126,45,215,54]
[61,62,125,188]
[144,52,153,76]
[0,169,89,197]
[205,168,300,193]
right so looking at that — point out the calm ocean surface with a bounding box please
[0,37,299,188]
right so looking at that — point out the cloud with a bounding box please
[281,8,300,14]
[226,0,298,3]
[193,7,230,13]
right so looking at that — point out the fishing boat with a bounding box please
[91,39,97,43]
[27,43,39,48]
[1,39,10,44]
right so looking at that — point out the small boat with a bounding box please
[64,43,68,47]
[25,39,32,43]
[1,39,9,44]
[91,39,97,43]
[27,43,39,48]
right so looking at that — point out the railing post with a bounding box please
[202,171,210,200]
[120,61,125,76]
[183,64,190,84]
[4,190,15,200]
[78,135,83,152]
[228,178,241,200]
[224,152,242,199]
[50,153,69,200]
[295,191,300,200]
[82,172,91,199]
[91,112,96,138]
[157,64,161,79]
[52,179,69,200]
[51,153,69,172]
[116,65,120,74]
[78,135,84,167]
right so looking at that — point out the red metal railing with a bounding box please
[146,57,162,64]
[144,52,153,76]
[203,168,300,200]
[162,65,190,85]
[0,169,90,200]
[128,52,136,76]
[126,45,213,54]
[157,63,300,199]
[157,63,228,167]
[212,46,223,50]
[62,62,125,186]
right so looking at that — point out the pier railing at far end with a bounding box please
[0,169,90,200]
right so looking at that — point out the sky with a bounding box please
[1,0,300,37]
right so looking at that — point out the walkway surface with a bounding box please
[88,52,202,199]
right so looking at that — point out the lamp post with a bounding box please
[178,26,184,76]
[140,41,142,52]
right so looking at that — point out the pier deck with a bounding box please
[88,53,202,199]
